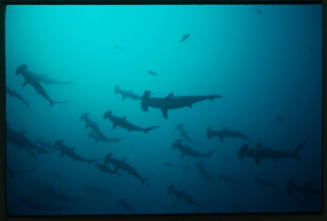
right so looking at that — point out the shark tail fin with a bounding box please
[144,126,159,134]
[293,141,306,159]
[141,90,151,112]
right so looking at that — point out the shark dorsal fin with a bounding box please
[256,142,263,149]
[166,93,174,99]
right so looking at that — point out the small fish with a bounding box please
[148,70,158,76]
[256,8,262,15]
[180,34,190,43]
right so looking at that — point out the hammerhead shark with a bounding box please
[238,141,306,166]
[6,87,30,108]
[54,140,101,164]
[141,90,222,119]
[287,178,321,200]
[16,64,73,85]
[95,163,117,176]
[16,64,67,106]
[117,199,136,213]
[176,123,199,144]
[7,125,48,158]
[196,161,216,184]
[180,34,190,43]
[103,110,159,134]
[168,185,203,209]
[30,73,74,85]
[104,153,148,185]
[207,127,251,143]
[80,113,124,143]
[172,139,215,159]
[114,85,141,101]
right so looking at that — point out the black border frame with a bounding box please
[0,0,326,220]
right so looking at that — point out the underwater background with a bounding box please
[5,4,322,215]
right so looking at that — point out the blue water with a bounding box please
[5,4,322,215]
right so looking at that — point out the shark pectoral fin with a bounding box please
[161,108,168,119]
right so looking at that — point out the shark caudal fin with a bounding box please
[293,141,306,159]
[87,158,101,164]
[141,90,151,112]
[50,100,69,107]
[144,126,160,134]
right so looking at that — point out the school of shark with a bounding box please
[5,15,322,214]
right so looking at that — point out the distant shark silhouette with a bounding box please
[6,87,30,108]
[196,161,216,184]
[114,85,141,101]
[117,198,135,213]
[147,70,158,76]
[180,34,190,43]
[103,110,159,134]
[7,125,49,158]
[141,90,222,119]
[238,141,306,166]
[104,153,148,185]
[168,185,203,209]
[172,139,215,159]
[176,123,199,144]
[207,127,251,143]
[55,140,101,164]
[16,64,68,106]
[80,113,124,143]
